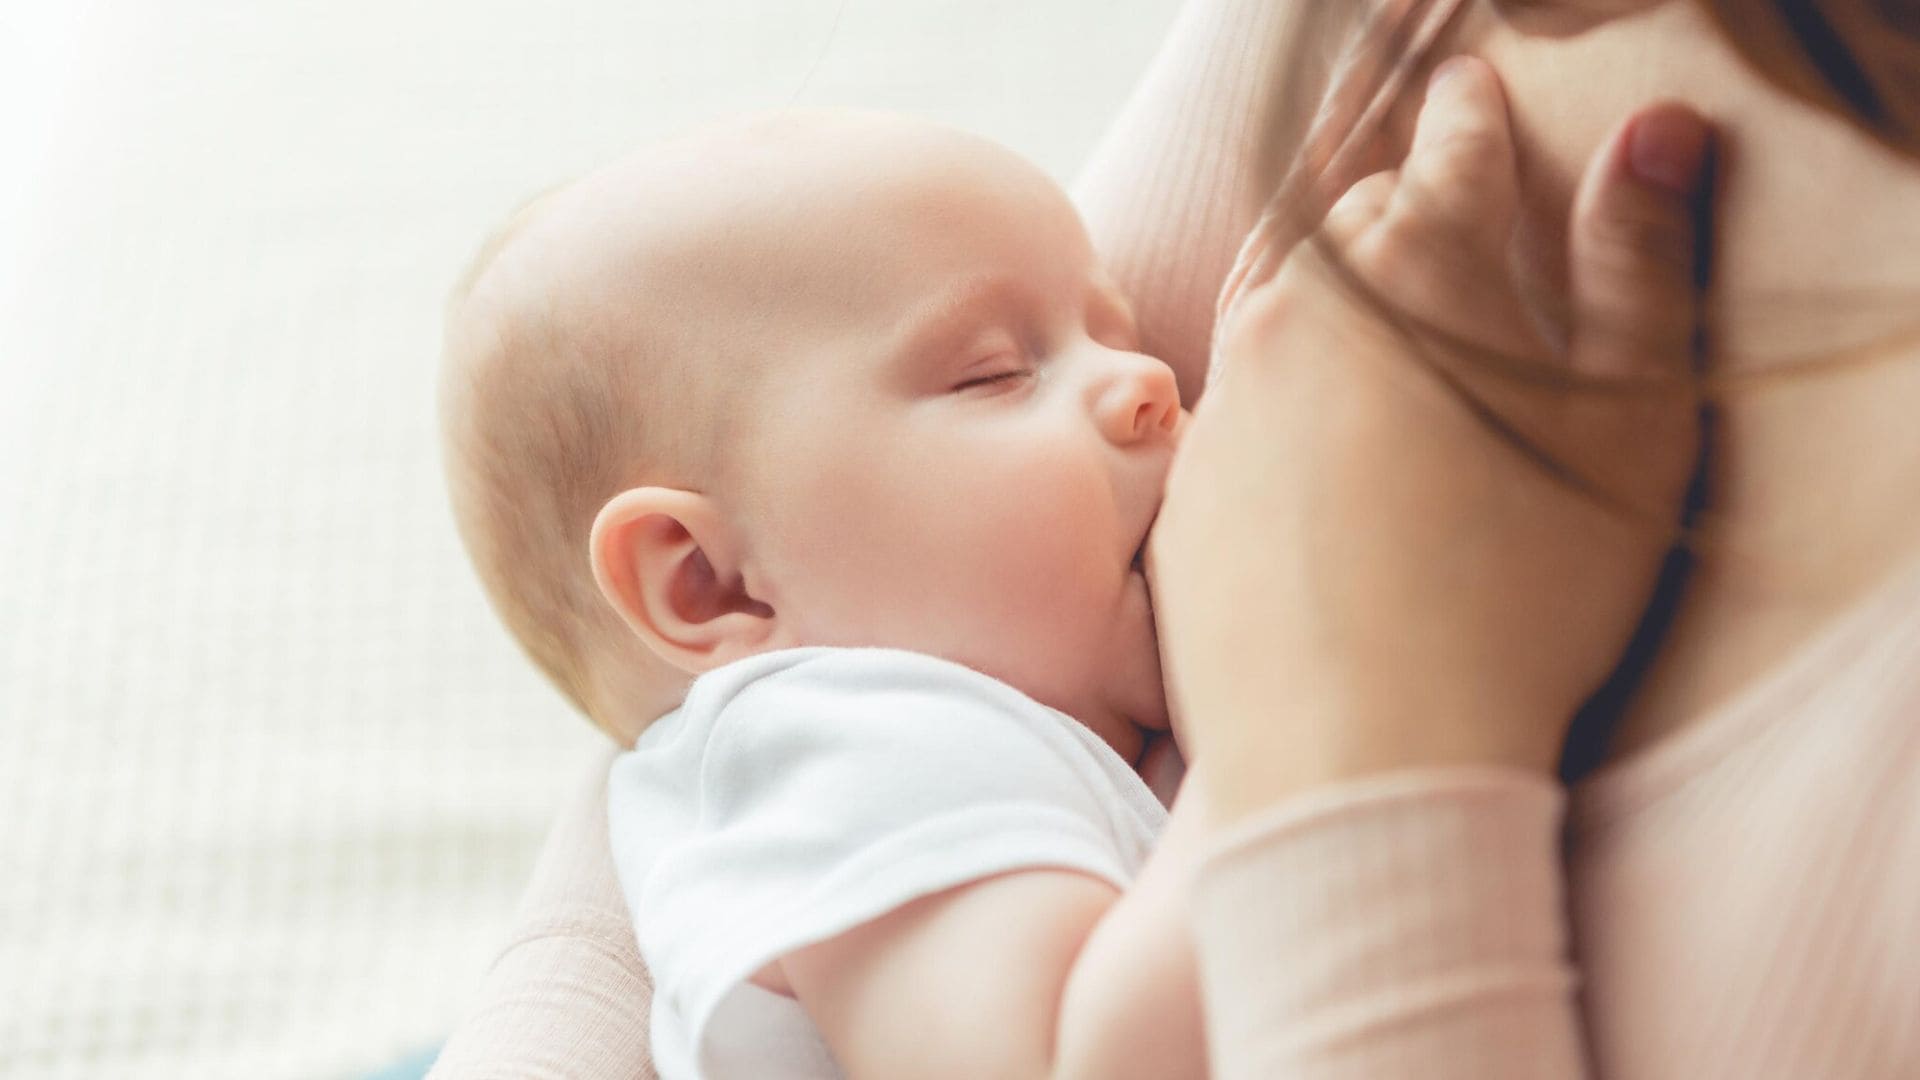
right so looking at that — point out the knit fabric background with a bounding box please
[0,2,1180,1076]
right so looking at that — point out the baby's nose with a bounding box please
[1099,357,1182,445]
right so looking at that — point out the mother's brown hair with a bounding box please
[1229,0,1920,504]
[1250,0,1920,264]
[1704,0,1920,161]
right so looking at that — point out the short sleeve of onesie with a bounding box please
[608,646,1167,1080]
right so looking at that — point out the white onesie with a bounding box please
[608,646,1168,1079]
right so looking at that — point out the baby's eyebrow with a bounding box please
[885,274,1031,370]
[1091,281,1138,332]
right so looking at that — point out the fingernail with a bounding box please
[1628,107,1710,194]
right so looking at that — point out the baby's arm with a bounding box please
[779,774,1214,1080]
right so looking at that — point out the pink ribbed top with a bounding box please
[1191,555,1920,1078]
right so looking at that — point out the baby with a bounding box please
[439,107,1209,1078]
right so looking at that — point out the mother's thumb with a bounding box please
[1568,104,1715,379]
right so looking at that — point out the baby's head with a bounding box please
[441,109,1182,759]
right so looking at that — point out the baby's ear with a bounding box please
[589,487,778,675]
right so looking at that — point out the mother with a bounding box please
[431,0,1920,1075]
[1162,0,1920,1074]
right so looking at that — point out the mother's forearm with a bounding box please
[1189,767,1587,1079]
[1195,691,1559,827]
[428,748,657,1080]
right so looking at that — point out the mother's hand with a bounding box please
[1148,56,1714,822]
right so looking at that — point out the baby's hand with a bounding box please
[1150,57,1713,820]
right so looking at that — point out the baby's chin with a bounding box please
[1128,616,1173,733]
[1129,685,1174,736]
[1121,673,1172,734]
[1102,649,1174,762]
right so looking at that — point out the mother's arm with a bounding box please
[1153,59,1715,1077]
[427,748,657,1080]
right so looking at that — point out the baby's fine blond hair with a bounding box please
[438,178,708,741]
